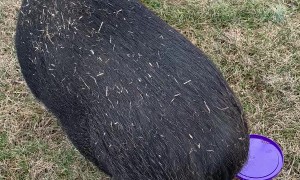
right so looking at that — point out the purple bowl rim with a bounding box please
[236,134,284,180]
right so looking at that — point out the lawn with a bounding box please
[0,0,299,179]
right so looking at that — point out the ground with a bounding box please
[0,0,299,179]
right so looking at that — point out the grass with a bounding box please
[0,0,299,179]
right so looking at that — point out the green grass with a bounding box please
[1,0,299,179]
[142,0,290,28]
[208,1,288,27]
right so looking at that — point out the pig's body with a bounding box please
[15,0,249,179]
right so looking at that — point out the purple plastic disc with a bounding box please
[237,134,284,180]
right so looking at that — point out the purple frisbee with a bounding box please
[237,134,284,180]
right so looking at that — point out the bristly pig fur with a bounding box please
[15,0,249,179]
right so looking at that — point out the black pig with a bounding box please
[15,0,249,179]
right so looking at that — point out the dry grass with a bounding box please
[0,0,299,179]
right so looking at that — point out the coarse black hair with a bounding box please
[15,0,249,179]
